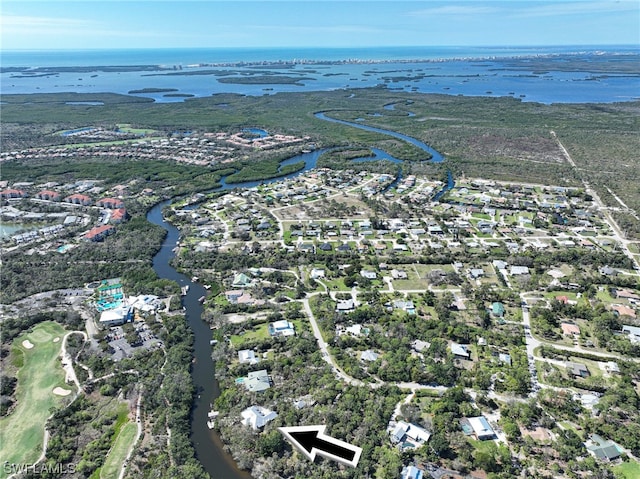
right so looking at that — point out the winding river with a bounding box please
[146,112,449,479]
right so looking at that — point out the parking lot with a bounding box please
[106,322,161,361]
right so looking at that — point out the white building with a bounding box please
[241,406,277,430]
[238,349,260,365]
[467,416,496,440]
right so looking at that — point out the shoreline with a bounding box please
[2,48,638,71]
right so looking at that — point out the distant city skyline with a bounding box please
[2,0,639,51]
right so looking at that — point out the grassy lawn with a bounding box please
[0,321,70,479]
[559,420,584,438]
[116,123,160,135]
[230,322,270,347]
[614,460,640,479]
[99,421,138,479]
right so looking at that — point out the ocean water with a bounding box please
[2,45,639,104]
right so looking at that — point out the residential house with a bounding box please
[110,208,128,223]
[360,269,377,280]
[603,361,620,375]
[64,193,92,206]
[401,466,425,479]
[412,340,431,353]
[0,189,27,199]
[241,406,277,430]
[561,323,581,337]
[450,343,471,359]
[238,349,259,365]
[393,300,416,315]
[498,353,512,366]
[465,416,496,440]
[622,325,640,344]
[269,319,295,337]
[243,369,271,392]
[491,302,505,318]
[360,350,379,362]
[585,434,621,461]
[470,268,484,280]
[510,266,530,275]
[567,362,590,378]
[36,190,61,201]
[336,299,355,312]
[612,304,636,318]
[318,242,332,251]
[225,290,244,303]
[298,243,315,253]
[391,269,408,280]
[310,268,325,279]
[84,225,115,242]
[616,289,640,301]
[232,273,253,288]
[97,197,125,209]
[390,421,431,449]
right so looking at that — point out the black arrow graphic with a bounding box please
[279,425,362,468]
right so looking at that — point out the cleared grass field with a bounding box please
[614,460,640,479]
[99,421,138,479]
[0,321,70,479]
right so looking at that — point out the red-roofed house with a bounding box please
[97,197,125,209]
[612,304,637,318]
[36,190,61,201]
[110,208,128,224]
[561,323,581,337]
[556,295,569,304]
[616,289,640,301]
[1,189,27,199]
[84,225,115,241]
[64,193,92,206]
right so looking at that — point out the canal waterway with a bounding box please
[146,112,450,479]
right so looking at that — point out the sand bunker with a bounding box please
[53,337,60,343]
[53,387,72,396]
[22,339,34,349]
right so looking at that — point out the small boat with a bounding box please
[207,420,215,429]
[192,276,199,282]
[181,285,190,295]
[208,410,219,419]
[198,295,206,303]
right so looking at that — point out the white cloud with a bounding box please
[406,5,502,17]
[514,0,639,17]
[2,14,91,30]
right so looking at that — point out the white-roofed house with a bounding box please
[238,349,259,365]
[390,421,431,450]
[466,416,496,440]
[240,406,277,430]
[450,342,471,359]
[268,319,295,337]
[361,349,379,362]
[401,465,425,479]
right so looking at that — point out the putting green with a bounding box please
[0,322,70,479]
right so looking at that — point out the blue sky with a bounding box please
[2,1,639,50]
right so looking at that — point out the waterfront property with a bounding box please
[242,370,272,393]
[240,406,277,430]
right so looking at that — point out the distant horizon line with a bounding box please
[3,43,639,52]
